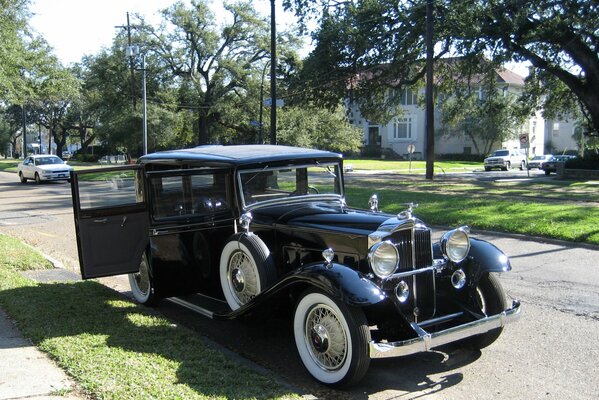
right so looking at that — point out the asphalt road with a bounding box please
[0,169,598,399]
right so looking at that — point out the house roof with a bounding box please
[496,68,526,85]
[349,57,526,89]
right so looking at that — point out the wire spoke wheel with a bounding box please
[305,304,348,371]
[220,233,276,310]
[293,290,370,387]
[228,250,260,305]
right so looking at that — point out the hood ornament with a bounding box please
[397,202,418,219]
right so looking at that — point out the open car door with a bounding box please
[71,165,149,279]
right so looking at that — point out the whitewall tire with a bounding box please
[219,233,276,310]
[128,252,157,305]
[293,290,370,387]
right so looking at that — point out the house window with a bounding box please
[463,147,472,155]
[392,88,418,105]
[400,88,418,105]
[392,117,413,140]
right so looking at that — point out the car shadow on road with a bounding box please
[155,297,481,400]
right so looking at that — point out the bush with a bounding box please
[72,153,100,162]
[436,153,485,162]
[566,153,599,170]
[360,145,382,158]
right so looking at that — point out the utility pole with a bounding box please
[116,13,137,109]
[259,62,269,144]
[425,0,435,180]
[269,0,277,145]
[142,55,148,155]
[21,105,27,158]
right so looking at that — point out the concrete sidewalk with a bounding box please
[0,307,81,400]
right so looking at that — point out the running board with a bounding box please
[167,293,230,319]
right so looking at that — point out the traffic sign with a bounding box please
[519,133,529,145]
[407,144,416,154]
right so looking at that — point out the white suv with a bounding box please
[484,149,527,171]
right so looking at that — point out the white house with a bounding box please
[348,65,579,158]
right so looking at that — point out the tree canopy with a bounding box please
[285,0,599,138]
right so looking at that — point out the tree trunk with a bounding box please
[198,108,209,145]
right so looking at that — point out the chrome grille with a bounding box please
[390,227,433,269]
[389,227,435,321]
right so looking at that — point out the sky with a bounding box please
[29,0,298,66]
[28,0,529,77]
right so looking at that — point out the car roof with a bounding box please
[138,145,343,166]
[28,154,60,158]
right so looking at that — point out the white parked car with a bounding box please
[17,155,73,184]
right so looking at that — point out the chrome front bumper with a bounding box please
[370,300,521,359]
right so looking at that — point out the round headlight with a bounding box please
[368,241,399,278]
[441,227,471,263]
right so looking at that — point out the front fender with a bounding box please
[465,238,511,280]
[288,262,387,307]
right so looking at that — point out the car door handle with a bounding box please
[93,218,107,223]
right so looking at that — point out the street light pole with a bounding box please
[259,61,269,144]
[22,105,27,158]
[269,0,277,145]
[425,0,435,180]
[142,55,148,155]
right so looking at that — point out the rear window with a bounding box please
[149,171,229,220]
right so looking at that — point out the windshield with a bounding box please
[238,163,343,208]
[35,156,63,165]
[492,150,509,157]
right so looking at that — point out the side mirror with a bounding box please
[369,194,379,212]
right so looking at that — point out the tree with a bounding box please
[0,0,31,102]
[28,43,81,158]
[435,57,530,155]
[141,0,271,145]
[451,0,599,137]
[277,106,363,153]
[286,0,599,139]
[284,0,451,125]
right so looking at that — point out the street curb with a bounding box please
[430,225,599,251]
[466,228,599,252]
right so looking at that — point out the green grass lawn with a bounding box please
[0,234,299,400]
[344,159,480,173]
[345,181,599,245]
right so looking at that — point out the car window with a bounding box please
[239,163,342,207]
[149,171,230,220]
[77,170,144,210]
[492,150,509,156]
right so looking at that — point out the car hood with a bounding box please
[252,201,421,237]
[37,164,72,172]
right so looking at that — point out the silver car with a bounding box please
[527,154,553,170]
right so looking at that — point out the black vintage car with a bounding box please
[71,145,520,387]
